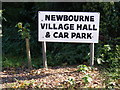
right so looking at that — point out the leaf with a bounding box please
[15,24,18,28]
[26,29,30,32]
[24,23,30,28]
[18,29,22,32]
[97,58,102,64]
[17,22,23,29]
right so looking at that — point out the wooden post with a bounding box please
[42,41,48,68]
[25,38,32,69]
[90,43,94,66]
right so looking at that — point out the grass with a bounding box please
[2,56,43,68]
[3,57,25,68]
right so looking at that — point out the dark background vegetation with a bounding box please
[2,2,120,70]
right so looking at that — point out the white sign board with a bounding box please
[38,11,100,43]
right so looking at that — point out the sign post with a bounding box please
[42,41,47,68]
[38,11,100,67]
[90,43,94,66]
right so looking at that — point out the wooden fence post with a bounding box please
[25,38,32,69]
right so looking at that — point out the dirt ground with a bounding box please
[1,65,105,89]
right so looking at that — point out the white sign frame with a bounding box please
[38,11,100,43]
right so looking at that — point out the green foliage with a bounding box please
[95,44,120,89]
[96,44,120,68]
[11,79,42,88]
[2,55,43,68]
[102,70,120,89]
[77,65,88,73]
[63,76,76,89]
[46,43,90,66]
[67,77,75,86]
[0,10,2,19]
[2,56,27,68]
[82,74,92,84]
[0,9,6,21]
[16,22,31,39]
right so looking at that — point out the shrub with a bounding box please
[77,65,89,73]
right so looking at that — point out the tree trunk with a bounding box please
[25,38,32,69]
